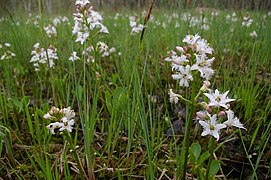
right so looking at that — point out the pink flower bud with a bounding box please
[200,81,211,92]
[88,6,93,12]
[217,111,226,118]
[76,5,82,11]
[176,46,184,53]
[207,106,212,114]
[196,111,205,120]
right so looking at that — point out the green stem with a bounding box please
[182,101,196,179]
[66,132,85,179]
[206,137,215,180]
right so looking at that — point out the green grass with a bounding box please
[0,5,271,179]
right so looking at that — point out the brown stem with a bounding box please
[140,0,157,43]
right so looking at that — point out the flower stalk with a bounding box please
[182,97,197,179]
[205,136,215,180]
[66,132,86,179]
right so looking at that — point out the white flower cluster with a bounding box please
[168,89,180,104]
[197,88,245,141]
[165,34,215,87]
[0,43,16,60]
[30,43,58,71]
[226,12,237,22]
[72,0,108,44]
[44,107,75,134]
[129,16,144,35]
[97,42,116,58]
[44,24,57,38]
[81,42,116,63]
[242,16,253,27]
[170,83,246,141]
[189,16,209,31]
[52,16,70,26]
[25,14,41,27]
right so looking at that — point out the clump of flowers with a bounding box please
[25,14,41,27]
[29,43,58,71]
[167,34,246,140]
[44,24,57,38]
[189,16,209,31]
[52,16,70,26]
[196,87,246,141]
[72,0,108,44]
[81,41,116,63]
[166,34,246,178]
[165,34,215,87]
[97,41,116,58]
[44,106,85,177]
[226,12,237,22]
[0,43,16,60]
[242,15,253,27]
[44,107,76,134]
[129,16,144,35]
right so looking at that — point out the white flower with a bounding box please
[165,50,177,62]
[45,107,76,134]
[75,0,90,7]
[53,17,61,26]
[73,4,108,44]
[249,31,257,38]
[61,107,76,120]
[109,47,116,53]
[43,113,51,119]
[5,43,11,47]
[224,110,246,129]
[204,89,235,109]
[1,51,16,60]
[199,114,227,141]
[196,110,210,120]
[172,54,189,69]
[176,46,184,53]
[172,65,193,87]
[201,24,209,31]
[168,89,180,104]
[183,34,201,46]
[200,81,211,92]
[30,43,58,71]
[75,31,89,44]
[69,51,80,61]
[195,39,213,55]
[100,24,109,33]
[129,16,144,35]
[59,119,75,132]
[242,18,253,27]
[44,24,57,38]
[191,55,215,80]
[175,22,180,28]
[46,122,61,134]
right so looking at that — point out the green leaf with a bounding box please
[76,85,83,102]
[189,143,201,163]
[105,91,112,114]
[209,160,220,177]
[197,151,210,165]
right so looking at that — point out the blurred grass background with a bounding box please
[1,0,271,16]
